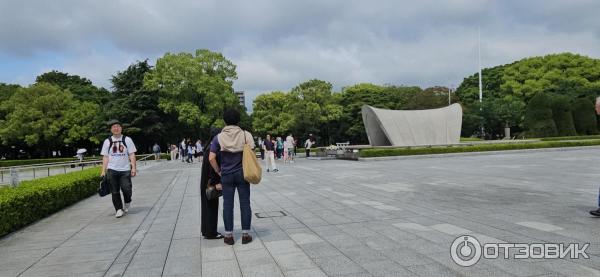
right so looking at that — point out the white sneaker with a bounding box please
[115,209,124,218]
[124,203,130,213]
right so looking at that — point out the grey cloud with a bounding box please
[1,0,600,110]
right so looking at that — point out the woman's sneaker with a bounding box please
[115,209,124,218]
[590,209,600,216]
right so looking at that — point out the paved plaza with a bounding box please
[2,147,600,276]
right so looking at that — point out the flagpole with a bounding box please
[478,27,484,138]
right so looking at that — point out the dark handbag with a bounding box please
[205,184,222,200]
[98,175,110,197]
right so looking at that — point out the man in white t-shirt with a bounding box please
[101,120,137,218]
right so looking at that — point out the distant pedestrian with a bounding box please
[170,144,178,161]
[186,141,194,163]
[276,137,284,159]
[195,140,203,158]
[304,135,314,158]
[152,143,161,160]
[258,137,265,160]
[263,134,278,172]
[285,133,295,163]
[180,139,186,162]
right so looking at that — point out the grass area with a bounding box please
[460,137,483,142]
[0,167,101,236]
[359,139,600,158]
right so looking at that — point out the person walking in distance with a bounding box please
[285,133,295,163]
[101,120,137,218]
[304,134,314,158]
[263,134,278,172]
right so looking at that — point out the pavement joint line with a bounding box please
[102,170,182,277]
[160,173,193,276]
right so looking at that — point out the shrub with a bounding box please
[359,140,600,158]
[0,168,101,237]
[551,95,577,136]
[523,93,557,138]
[540,135,600,141]
[572,98,598,135]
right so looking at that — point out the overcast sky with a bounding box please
[1,0,600,110]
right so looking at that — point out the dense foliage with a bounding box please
[1,52,599,158]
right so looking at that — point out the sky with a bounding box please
[1,0,600,111]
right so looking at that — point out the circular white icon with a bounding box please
[450,235,482,267]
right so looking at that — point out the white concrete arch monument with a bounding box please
[361,104,463,147]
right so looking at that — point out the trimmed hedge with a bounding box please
[524,93,558,138]
[572,98,598,135]
[0,167,101,237]
[540,135,600,141]
[359,140,600,158]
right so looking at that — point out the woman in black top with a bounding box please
[200,127,223,239]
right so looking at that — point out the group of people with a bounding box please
[99,109,321,247]
[257,134,315,172]
[168,139,204,163]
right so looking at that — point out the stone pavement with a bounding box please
[2,147,600,276]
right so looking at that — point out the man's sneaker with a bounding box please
[115,209,124,218]
[590,209,600,216]
[273,169,279,172]
[242,234,253,244]
[124,203,130,213]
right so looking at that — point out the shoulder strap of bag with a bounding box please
[108,136,130,152]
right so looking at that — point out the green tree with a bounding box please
[289,79,342,145]
[571,97,598,135]
[550,95,577,136]
[252,91,295,136]
[0,83,102,157]
[106,60,177,151]
[339,83,419,143]
[523,93,557,137]
[404,86,456,110]
[489,97,526,138]
[456,53,600,138]
[36,70,110,104]
[144,49,240,135]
